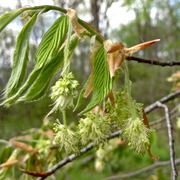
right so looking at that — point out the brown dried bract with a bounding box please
[10,139,38,154]
[0,159,18,168]
[125,39,160,55]
[104,39,160,77]
[104,40,126,77]
[67,8,85,36]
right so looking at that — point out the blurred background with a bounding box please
[0,0,179,179]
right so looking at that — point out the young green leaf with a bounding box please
[35,15,69,69]
[0,9,24,33]
[18,50,64,102]
[2,36,79,105]
[80,45,112,115]
[18,35,80,102]
[5,13,38,98]
[2,15,71,106]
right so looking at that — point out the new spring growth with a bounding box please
[36,139,51,158]
[106,89,151,153]
[123,117,150,153]
[50,72,79,111]
[104,39,160,78]
[78,112,111,145]
[106,90,131,127]
[53,120,79,154]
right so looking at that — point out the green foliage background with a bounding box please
[0,0,179,179]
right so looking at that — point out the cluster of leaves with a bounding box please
[0,5,154,178]
[1,8,79,106]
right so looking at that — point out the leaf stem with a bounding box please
[22,5,104,43]
[123,62,137,117]
[23,5,67,14]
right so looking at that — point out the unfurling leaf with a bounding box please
[35,15,70,68]
[5,13,38,98]
[0,8,24,33]
[80,45,112,114]
[2,16,74,105]
[18,35,79,102]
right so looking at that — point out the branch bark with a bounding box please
[37,130,122,180]
[33,91,180,179]
[145,90,180,113]
[127,56,180,66]
[104,158,180,180]
[156,102,178,180]
[150,105,179,127]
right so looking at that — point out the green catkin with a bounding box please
[53,120,79,154]
[122,62,150,153]
[78,112,111,145]
[50,72,79,111]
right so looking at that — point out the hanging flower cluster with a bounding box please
[106,89,151,153]
[52,87,151,155]
[50,72,79,111]
[123,117,150,153]
[78,112,111,145]
[53,120,79,154]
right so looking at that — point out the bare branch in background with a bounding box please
[102,0,115,38]
[127,56,180,66]
[90,0,100,31]
[156,102,178,180]
[150,105,180,127]
[145,90,180,113]
[104,159,180,180]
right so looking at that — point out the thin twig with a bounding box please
[145,90,180,113]
[127,56,180,66]
[37,130,122,180]
[104,158,180,180]
[34,92,180,179]
[151,113,179,131]
[150,105,179,127]
[156,102,178,180]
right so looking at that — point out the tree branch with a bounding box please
[156,102,178,180]
[34,91,180,179]
[150,105,179,127]
[37,130,122,180]
[145,90,180,113]
[104,158,180,180]
[127,56,180,66]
